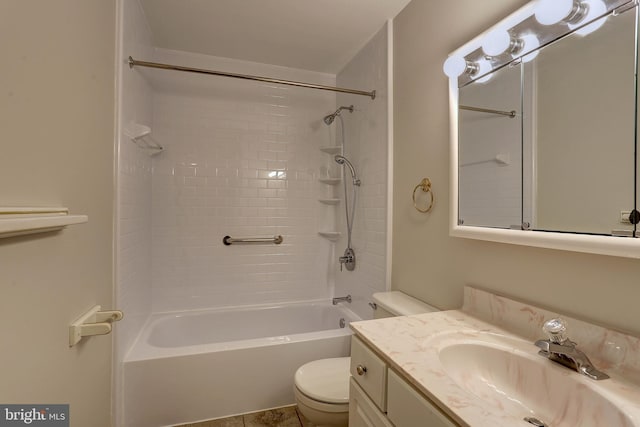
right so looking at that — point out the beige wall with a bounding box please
[0,1,115,426]
[393,0,640,336]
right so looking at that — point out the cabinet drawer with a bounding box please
[350,336,387,411]
[387,369,458,427]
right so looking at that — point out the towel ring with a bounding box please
[413,178,434,213]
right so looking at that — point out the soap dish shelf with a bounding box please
[318,198,340,205]
[320,146,342,155]
[319,178,341,186]
[318,231,341,241]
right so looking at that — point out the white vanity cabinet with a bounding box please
[349,336,459,427]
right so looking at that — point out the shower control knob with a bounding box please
[356,365,367,376]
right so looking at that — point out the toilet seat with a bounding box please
[294,357,350,404]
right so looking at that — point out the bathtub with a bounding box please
[123,301,360,427]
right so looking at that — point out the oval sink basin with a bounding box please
[438,339,634,427]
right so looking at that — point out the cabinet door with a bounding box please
[349,378,393,427]
[350,336,387,411]
[387,370,459,427]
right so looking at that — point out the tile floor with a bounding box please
[176,406,312,427]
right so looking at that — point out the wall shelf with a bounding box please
[318,198,340,205]
[0,207,88,239]
[319,178,341,185]
[320,146,342,155]
[318,231,341,241]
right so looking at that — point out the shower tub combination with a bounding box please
[123,301,359,427]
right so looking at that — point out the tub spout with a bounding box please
[332,295,352,305]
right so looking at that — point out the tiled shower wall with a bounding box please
[116,0,153,423]
[116,0,153,375]
[334,23,389,320]
[149,49,337,312]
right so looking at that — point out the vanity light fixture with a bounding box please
[443,55,479,79]
[482,28,524,57]
[445,0,616,85]
[534,0,589,25]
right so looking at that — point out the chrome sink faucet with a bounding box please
[534,318,609,380]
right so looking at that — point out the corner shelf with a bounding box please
[0,207,88,239]
[319,178,341,186]
[318,231,341,241]
[320,146,342,155]
[318,198,340,205]
[318,146,343,242]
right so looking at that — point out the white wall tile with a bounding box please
[148,49,337,312]
[116,0,154,363]
[334,23,389,320]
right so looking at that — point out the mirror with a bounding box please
[458,63,523,229]
[448,0,640,258]
[459,9,637,235]
[527,9,636,235]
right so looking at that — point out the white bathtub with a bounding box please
[123,301,359,427]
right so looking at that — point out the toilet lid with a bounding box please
[295,357,350,404]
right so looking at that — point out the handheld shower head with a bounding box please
[323,105,354,126]
[335,155,360,186]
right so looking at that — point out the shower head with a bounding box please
[335,155,361,186]
[323,105,354,125]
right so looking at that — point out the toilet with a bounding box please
[293,291,439,426]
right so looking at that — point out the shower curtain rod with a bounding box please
[128,57,376,100]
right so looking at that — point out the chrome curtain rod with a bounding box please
[460,105,516,118]
[128,57,376,100]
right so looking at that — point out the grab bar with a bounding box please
[223,235,283,246]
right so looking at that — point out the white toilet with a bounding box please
[293,291,438,426]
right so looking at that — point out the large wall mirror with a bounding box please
[445,0,640,258]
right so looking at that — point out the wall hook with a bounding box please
[69,305,123,347]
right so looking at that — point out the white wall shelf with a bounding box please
[318,198,340,205]
[318,231,341,241]
[320,146,342,155]
[319,178,341,185]
[0,207,88,239]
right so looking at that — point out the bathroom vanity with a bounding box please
[349,335,457,427]
[349,287,640,427]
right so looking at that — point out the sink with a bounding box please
[436,334,634,427]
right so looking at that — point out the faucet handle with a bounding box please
[542,318,569,344]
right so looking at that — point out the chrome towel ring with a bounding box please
[412,178,434,213]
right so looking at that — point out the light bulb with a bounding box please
[443,55,467,78]
[475,60,494,84]
[520,34,540,62]
[571,0,607,36]
[482,28,512,57]
[535,0,576,25]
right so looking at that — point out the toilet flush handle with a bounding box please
[356,365,367,376]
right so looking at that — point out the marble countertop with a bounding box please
[350,287,640,427]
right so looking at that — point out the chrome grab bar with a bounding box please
[223,235,283,246]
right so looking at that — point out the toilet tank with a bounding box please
[372,291,439,318]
